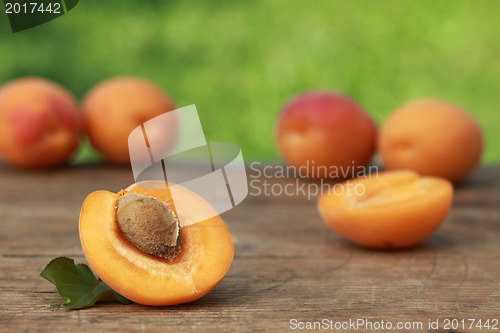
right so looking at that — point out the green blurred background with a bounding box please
[1,0,499,163]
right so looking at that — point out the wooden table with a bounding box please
[0,165,499,332]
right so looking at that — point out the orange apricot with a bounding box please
[318,170,453,249]
[277,91,377,179]
[79,181,234,306]
[0,77,81,168]
[378,99,483,183]
[82,77,176,166]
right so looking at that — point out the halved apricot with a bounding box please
[317,170,453,249]
[79,181,234,306]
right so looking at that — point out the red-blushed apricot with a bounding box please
[378,99,483,183]
[79,181,234,306]
[0,77,81,168]
[277,91,376,179]
[318,170,453,249]
[82,77,176,166]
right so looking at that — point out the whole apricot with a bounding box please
[277,92,376,179]
[318,170,453,249]
[378,100,483,183]
[0,77,81,169]
[82,77,176,166]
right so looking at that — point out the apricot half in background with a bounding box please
[79,181,234,306]
[318,170,453,249]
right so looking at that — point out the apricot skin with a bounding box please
[82,77,176,166]
[79,183,234,306]
[318,170,453,249]
[0,77,81,168]
[378,100,483,183]
[277,92,376,179]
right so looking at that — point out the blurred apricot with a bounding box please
[277,91,376,179]
[318,170,453,249]
[0,77,81,169]
[378,100,483,183]
[82,77,176,166]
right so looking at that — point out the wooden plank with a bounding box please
[0,166,499,332]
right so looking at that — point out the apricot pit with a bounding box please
[116,193,182,260]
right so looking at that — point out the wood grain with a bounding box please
[0,165,499,332]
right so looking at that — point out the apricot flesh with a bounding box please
[318,170,453,249]
[79,182,234,306]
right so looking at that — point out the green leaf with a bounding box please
[40,257,132,309]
